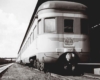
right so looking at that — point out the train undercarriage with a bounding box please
[29,52,84,75]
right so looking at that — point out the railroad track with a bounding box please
[1,63,99,80]
[0,63,12,67]
[0,63,13,74]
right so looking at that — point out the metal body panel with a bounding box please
[17,1,89,65]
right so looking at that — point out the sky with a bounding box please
[0,0,38,58]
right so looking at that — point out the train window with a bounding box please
[25,43,26,49]
[44,18,56,33]
[32,30,34,40]
[81,19,88,34]
[30,32,33,43]
[64,19,73,33]
[28,38,30,45]
[38,20,43,34]
[25,42,27,49]
[27,38,30,46]
[26,38,29,47]
[26,41,27,48]
[32,32,34,40]
[34,26,37,39]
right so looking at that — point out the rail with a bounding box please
[0,63,13,73]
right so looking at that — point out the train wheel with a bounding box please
[62,63,72,74]
[71,65,79,75]
[65,64,77,75]
[72,65,76,71]
[63,64,68,70]
[33,60,37,68]
[39,62,44,71]
[37,60,40,70]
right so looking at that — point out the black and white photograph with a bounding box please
[0,0,100,80]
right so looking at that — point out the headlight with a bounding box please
[65,53,75,61]
[66,53,72,61]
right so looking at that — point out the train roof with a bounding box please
[37,1,87,12]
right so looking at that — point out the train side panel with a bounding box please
[37,34,90,63]
[21,39,38,64]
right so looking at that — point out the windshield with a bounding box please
[64,19,73,33]
[44,18,56,33]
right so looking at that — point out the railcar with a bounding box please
[17,1,90,74]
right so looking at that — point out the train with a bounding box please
[16,1,90,74]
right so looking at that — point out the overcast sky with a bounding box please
[0,0,38,58]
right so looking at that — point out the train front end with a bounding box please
[36,1,90,72]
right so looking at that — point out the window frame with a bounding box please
[64,17,74,33]
[44,17,57,33]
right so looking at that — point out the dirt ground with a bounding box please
[0,63,61,80]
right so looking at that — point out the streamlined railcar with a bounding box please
[17,1,90,74]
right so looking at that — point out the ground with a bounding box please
[1,63,100,80]
[0,63,61,80]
